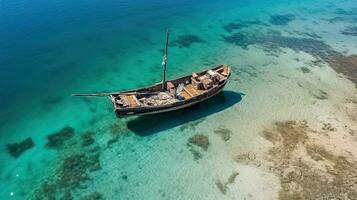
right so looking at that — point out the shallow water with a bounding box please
[1,0,357,199]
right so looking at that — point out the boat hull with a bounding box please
[115,80,228,118]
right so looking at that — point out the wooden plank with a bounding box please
[185,84,201,96]
[127,95,140,107]
[180,90,191,99]
[183,87,194,97]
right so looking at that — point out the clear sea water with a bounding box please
[1,0,356,199]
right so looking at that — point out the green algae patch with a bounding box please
[46,126,75,149]
[214,127,232,141]
[188,134,210,151]
[6,137,35,158]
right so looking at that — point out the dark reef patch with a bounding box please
[106,136,119,148]
[303,32,322,39]
[42,96,64,109]
[110,122,129,135]
[60,153,101,186]
[311,89,328,100]
[187,134,209,161]
[222,31,357,86]
[122,175,128,181]
[46,126,75,149]
[300,66,311,73]
[235,152,261,166]
[106,122,129,148]
[35,153,101,199]
[80,192,104,200]
[222,32,262,49]
[81,132,95,146]
[170,34,206,48]
[215,172,239,194]
[262,121,357,200]
[189,148,202,161]
[293,31,322,39]
[321,123,337,132]
[214,127,232,141]
[222,20,264,33]
[335,8,357,16]
[269,14,295,26]
[223,22,245,33]
[6,137,35,158]
[179,118,205,132]
[187,134,210,151]
[328,8,357,24]
[341,26,357,36]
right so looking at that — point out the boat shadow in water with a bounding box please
[127,91,244,136]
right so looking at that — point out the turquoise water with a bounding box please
[1,0,357,199]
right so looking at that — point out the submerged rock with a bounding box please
[189,148,202,161]
[46,126,75,148]
[188,134,210,151]
[170,34,206,48]
[321,123,337,131]
[215,180,227,194]
[269,14,295,26]
[311,89,328,100]
[215,172,239,195]
[6,137,35,158]
[214,127,232,141]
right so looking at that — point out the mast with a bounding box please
[162,30,169,91]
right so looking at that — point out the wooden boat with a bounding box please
[73,31,231,118]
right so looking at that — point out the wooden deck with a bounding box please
[180,84,202,99]
[120,95,140,107]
